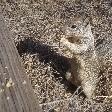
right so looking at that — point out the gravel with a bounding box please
[0,0,112,111]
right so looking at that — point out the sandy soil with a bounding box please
[0,0,112,111]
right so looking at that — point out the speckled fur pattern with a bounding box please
[60,19,101,98]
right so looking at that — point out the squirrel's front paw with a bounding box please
[60,38,68,46]
[60,37,66,43]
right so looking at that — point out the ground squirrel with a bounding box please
[60,18,100,99]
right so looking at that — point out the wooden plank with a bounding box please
[0,10,42,112]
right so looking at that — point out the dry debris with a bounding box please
[0,0,112,111]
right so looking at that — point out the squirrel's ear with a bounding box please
[83,17,90,27]
[85,23,91,32]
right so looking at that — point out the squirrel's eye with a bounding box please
[71,25,77,29]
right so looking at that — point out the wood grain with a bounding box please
[0,11,42,112]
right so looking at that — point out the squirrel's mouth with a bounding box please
[66,36,82,44]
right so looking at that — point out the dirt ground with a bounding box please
[0,0,112,111]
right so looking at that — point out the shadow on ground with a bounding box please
[16,38,85,97]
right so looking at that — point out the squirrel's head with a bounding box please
[65,18,92,43]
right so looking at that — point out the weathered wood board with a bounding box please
[0,11,42,112]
